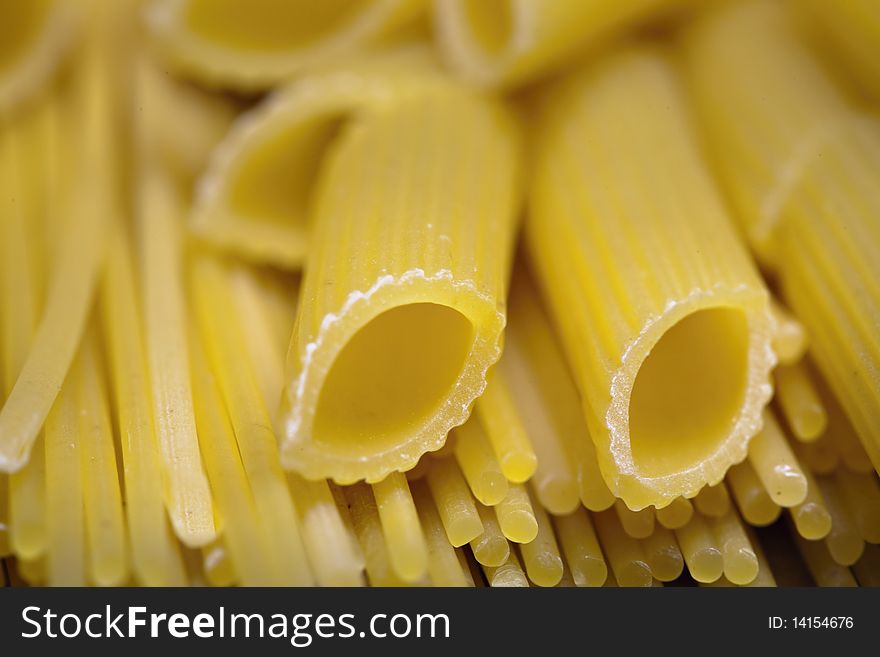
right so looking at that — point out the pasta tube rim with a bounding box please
[145,0,421,90]
[280,271,505,484]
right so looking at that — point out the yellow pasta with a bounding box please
[796,432,840,476]
[710,511,758,586]
[683,0,880,472]
[139,166,215,547]
[655,496,693,531]
[190,52,442,269]
[527,45,775,511]
[453,419,508,507]
[774,362,827,443]
[469,503,510,568]
[188,323,279,586]
[202,540,237,587]
[2,107,47,562]
[693,483,731,519]
[0,0,76,113]
[279,85,522,484]
[473,371,537,484]
[552,508,607,587]
[190,254,313,585]
[789,464,832,541]
[493,482,538,544]
[411,481,469,586]
[745,526,777,588]
[642,525,683,583]
[505,270,614,513]
[800,0,880,101]
[147,0,426,90]
[747,411,808,508]
[768,298,808,366]
[727,461,782,527]
[519,486,564,587]
[426,457,484,547]
[434,0,683,88]
[372,471,428,582]
[75,328,129,586]
[817,377,875,475]
[0,12,115,473]
[592,509,652,587]
[287,473,366,587]
[818,475,864,567]
[792,527,858,588]
[852,544,880,587]
[614,499,655,540]
[100,225,187,586]
[835,469,880,544]
[482,550,529,588]
[675,513,723,584]
[344,483,409,587]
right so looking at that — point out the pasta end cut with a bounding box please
[281,277,505,485]
[607,297,776,511]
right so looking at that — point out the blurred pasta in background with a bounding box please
[0,0,878,587]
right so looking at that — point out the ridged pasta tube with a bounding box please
[682,0,880,472]
[434,0,683,88]
[527,46,775,510]
[279,84,522,484]
[146,0,426,90]
[192,51,445,269]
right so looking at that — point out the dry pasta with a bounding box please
[682,0,880,473]
[278,84,522,484]
[146,0,426,90]
[527,45,775,511]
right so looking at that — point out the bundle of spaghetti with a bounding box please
[0,1,119,474]
[682,0,880,473]
[371,472,428,582]
[146,0,426,91]
[1,98,49,564]
[191,49,446,270]
[189,253,313,585]
[473,371,537,485]
[774,361,827,443]
[675,512,723,584]
[614,500,654,540]
[693,483,731,519]
[426,456,484,547]
[526,44,775,511]
[727,460,782,528]
[798,0,880,101]
[434,0,686,88]
[817,475,864,567]
[788,461,832,542]
[710,509,758,585]
[746,411,807,508]
[492,482,538,544]
[592,508,651,587]
[0,0,77,114]
[791,522,857,588]
[411,481,470,586]
[502,268,614,513]
[482,550,529,588]
[452,419,508,507]
[344,483,409,587]
[278,83,522,484]
[552,508,607,587]
[655,497,693,531]
[641,525,683,583]
[75,327,129,586]
[518,486,564,586]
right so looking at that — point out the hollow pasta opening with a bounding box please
[0,0,50,74]
[229,114,345,227]
[313,303,475,460]
[628,307,749,479]
[460,0,513,56]
[183,0,372,51]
